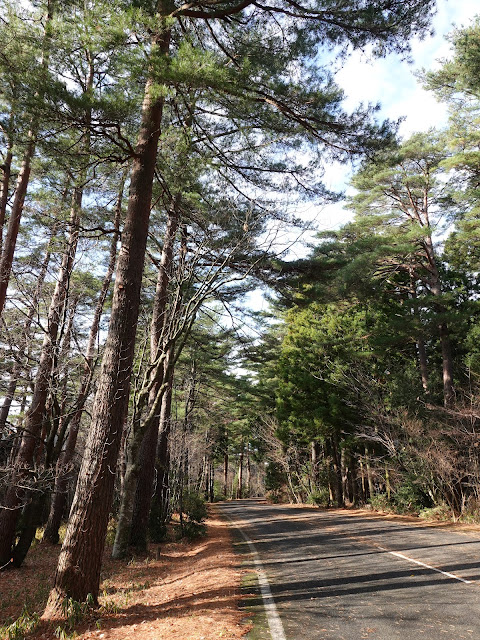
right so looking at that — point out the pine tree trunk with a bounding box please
[365,446,375,500]
[349,451,357,506]
[0,234,54,435]
[0,138,35,317]
[0,0,53,318]
[331,434,344,508]
[116,193,181,556]
[423,234,455,406]
[209,461,214,503]
[341,447,349,505]
[43,183,122,544]
[45,25,172,608]
[149,374,174,541]
[223,453,228,498]
[238,448,244,499]
[359,458,366,503]
[0,134,13,254]
[417,336,429,393]
[0,191,81,567]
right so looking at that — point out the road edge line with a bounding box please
[225,514,287,640]
[378,546,472,584]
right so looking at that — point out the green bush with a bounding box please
[307,487,330,507]
[392,480,432,514]
[368,493,393,512]
[182,491,208,524]
[419,503,453,521]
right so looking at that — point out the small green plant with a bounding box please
[0,606,39,640]
[99,600,119,614]
[307,488,330,507]
[105,518,117,546]
[53,593,95,639]
[182,491,208,523]
[419,503,453,521]
[180,491,208,539]
[368,493,393,512]
[54,626,78,639]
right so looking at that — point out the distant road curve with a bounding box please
[218,499,480,640]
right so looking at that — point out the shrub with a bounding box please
[182,491,208,524]
[0,607,39,640]
[419,503,453,521]
[180,491,208,539]
[307,487,330,507]
[392,480,432,514]
[369,493,393,512]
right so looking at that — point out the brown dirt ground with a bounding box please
[0,507,250,640]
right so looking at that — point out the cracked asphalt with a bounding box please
[218,499,480,640]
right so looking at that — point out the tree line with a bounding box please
[248,18,480,520]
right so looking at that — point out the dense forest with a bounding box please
[1,0,480,624]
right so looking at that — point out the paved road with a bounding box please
[218,499,480,640]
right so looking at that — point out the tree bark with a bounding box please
[43,179,123,544]
[238,447,244,499]
[223,453,228,498]
[0,219,58,442]
[45,23,172,608]
[115,193,181,557]
[0,0,54,318]
[148,369,174,542]
[331,434,344,508]
[0,138,35,317]
[0,189,81,567]
[365,446,375,500]
[0,131,13,255]
[423,234,455,406]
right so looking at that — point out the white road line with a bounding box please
[378,546,472,584]
[226,515,287,640]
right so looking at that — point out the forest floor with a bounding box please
[0,508,250,640]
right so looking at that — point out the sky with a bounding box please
[244,0,479,311]
[312,0,480,236]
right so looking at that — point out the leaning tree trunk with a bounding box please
[43,180,123,544]
[0,1,54,319]
[0,227,56,435]
[0,123,13,253]
[45,23,172,611]
[147,369,174,543]
[0,190,81,568]
[0,138,35,317]
[115,193,181,557]
[130,349,174,550]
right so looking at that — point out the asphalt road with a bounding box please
[218,499,480,640]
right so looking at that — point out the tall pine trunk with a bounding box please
[0,124,13,253]
[424,234,454,406]
[43,180,123,544]
[113,194,181,558]
[148,367,174,542]
[45,23,172,609]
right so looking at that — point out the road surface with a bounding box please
[218,499,480,640]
